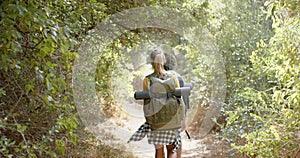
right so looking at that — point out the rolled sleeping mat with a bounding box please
[134,87,191,100]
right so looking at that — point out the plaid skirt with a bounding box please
[128,122,181,153]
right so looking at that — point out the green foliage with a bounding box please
[218,0,300,157]
[233,4,300,156]
[214,0,274,147]
[2,0,298,157]
[0,0,107,157]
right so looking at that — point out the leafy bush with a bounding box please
[0,0,106,157]
[233,1,300,157]
[219,0,300,157]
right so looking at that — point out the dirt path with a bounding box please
[88,103,227,158]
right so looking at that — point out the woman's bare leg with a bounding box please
[176,145,182,158]
[155,145,164,158]
[166,145,177,158]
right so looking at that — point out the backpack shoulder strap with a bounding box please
[177,75,184,87]
[144,73,155,90]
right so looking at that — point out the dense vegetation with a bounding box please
[0,0,299,157]
[217,1,300,157]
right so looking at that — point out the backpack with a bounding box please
[143,73,184,130]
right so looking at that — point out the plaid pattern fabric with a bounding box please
[128,122,181,153]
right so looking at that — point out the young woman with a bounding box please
[128,47,186,158]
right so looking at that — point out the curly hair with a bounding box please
[164,52,177,71]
